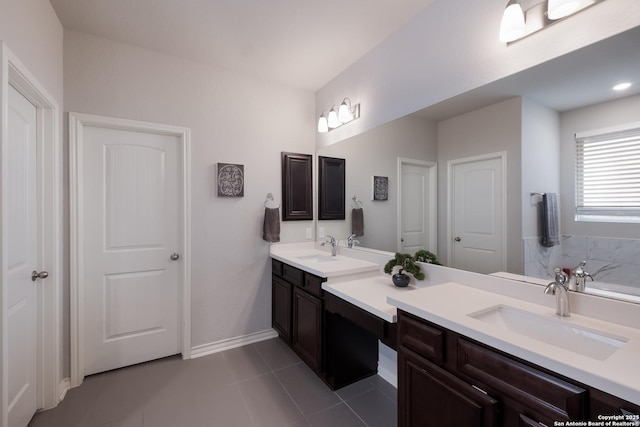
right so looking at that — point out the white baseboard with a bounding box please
[190,329,279,359]
[58,377,71,402]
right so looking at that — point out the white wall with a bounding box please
[521,98,561,239]
[0,0,63,102]
[317,114,437,251]
[316,0,640,149]
[63,30,316,368]
[437,97,523,273]
[560,93,640,239]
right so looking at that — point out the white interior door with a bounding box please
[449,154,505,274]
[398,159,437,253]
[81,124,182,376]
[7,85,38,427]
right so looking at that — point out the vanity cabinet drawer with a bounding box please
[272,259,283,277]
[301,273,324,298]
[282,263,304,287]
[398,310,445,364]
[456,338,587,422]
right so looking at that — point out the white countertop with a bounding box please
[388,282,640,405]
[322,275,420,323]
[270,244,379,278]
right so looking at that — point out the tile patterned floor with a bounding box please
[29,338,397,427]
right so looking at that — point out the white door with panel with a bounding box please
[450,154,505,274]
[7,85,38,427]
[82,124,181,376]
[399,159,437,253]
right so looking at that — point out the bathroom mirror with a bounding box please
[316,26,640,302]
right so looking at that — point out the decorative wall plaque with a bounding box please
[217,163,244,197]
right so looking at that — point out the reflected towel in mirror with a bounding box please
[540,193,559,247]
[352,207,364,237]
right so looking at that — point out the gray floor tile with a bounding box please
[222,344,272,382]
[253,337,302,370]
[143,384,253,427]
[335,375,377,401]
[275,363,341,416]
[29,338,397,427]
[345,388,397,427]
[373,376,397,403]
[237,372,306,427]
[308,403,367,427]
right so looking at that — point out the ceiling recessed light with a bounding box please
[613,82,632,91]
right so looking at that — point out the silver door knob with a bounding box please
[454,237,461,242]
[32,270,49,282]
[170,253,180,261]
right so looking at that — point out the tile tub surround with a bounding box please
[524,235,640,292]
[29,338,398,427]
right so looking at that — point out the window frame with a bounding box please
[574,121,640,224]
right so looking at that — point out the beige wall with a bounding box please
[437,97,523,273]
[317,114,437,252]
[63,30,316,365]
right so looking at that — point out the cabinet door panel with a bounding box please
[293,287,323,373]
[399,349,498,427]
[398,310,445,364]
[272,276,292,343]
[457,338,587,421]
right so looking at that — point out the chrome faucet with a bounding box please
[321,235,338,256]
[569,261,593,292]
[544,268,571,317]
[346,234,360,248]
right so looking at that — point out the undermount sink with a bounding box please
[296,254,338,263]
[469,305,628,361]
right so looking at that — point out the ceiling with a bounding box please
[49,0,434,92]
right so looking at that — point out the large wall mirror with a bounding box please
[316,26,640,303]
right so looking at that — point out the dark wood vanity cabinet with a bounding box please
[292,280,324,373]
[271,258,389,390]
[397,309,640,427]
[271,259,325,374]
[399,348,499,427]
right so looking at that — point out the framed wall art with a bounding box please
[372,176,388,201]
[217,163,244,197]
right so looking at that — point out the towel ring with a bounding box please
[352,195,363,209]
[265,193,279,208]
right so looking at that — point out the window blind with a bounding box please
[575,125,640,221]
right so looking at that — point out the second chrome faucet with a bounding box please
[544,268,571,317]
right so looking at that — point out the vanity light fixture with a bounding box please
[317,98,360,133]
[499,0,606,44]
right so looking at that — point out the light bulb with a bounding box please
[338,99,353,123]
[499,0,525,43]
[327,107,340,129]
[317,114,328,133]
[547,0,580,20]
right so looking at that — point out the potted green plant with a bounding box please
[383,253,425,287]
[414,249,441,265]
